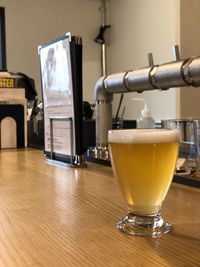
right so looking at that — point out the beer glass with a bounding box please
[108,128,179,237]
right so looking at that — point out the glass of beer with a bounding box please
[108,128,179,237]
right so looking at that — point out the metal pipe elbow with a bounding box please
[94,76,113,102]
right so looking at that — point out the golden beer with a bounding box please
[108,129,179,236]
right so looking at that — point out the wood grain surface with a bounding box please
[0,149,199,267]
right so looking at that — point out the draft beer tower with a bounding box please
[94,45,200,155]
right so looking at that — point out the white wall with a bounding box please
[108,0,180,121]
[1,0,200,121]
[0,0,101,102]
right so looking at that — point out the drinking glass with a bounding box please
[108,128,179,237]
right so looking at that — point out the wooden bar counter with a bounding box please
[0,149,199,267]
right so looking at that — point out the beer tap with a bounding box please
[94,45,200,156]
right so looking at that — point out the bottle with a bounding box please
[132,98,155,128]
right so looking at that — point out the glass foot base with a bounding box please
[117,213,172,237]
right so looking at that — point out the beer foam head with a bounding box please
[108,129,179,144]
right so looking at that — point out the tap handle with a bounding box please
[173,45,181,61]
[148,53,154,66]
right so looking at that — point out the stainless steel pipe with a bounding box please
[94,55,200,147]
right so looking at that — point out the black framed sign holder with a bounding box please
[38,33,86,167]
